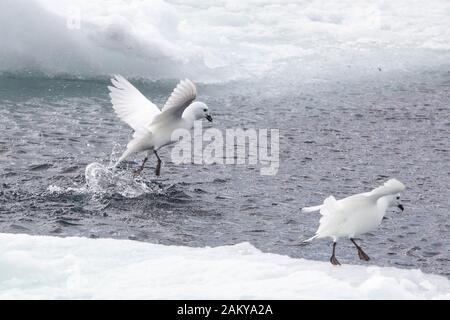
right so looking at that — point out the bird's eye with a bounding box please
[396,196,400,200]
[203,108,207,112]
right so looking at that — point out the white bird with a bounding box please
[302,179,406,265]
[108,75,212,176]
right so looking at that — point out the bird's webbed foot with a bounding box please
[330,242,341,266]
[133,168,143,177]
[330,254,341,266]
[357,248,370,261]
[351,238,370,261]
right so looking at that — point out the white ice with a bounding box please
[1,0,449,81]
[0,233,449,299]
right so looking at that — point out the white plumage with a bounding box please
[109,75,212,176]
[108,75,161,131]
[302,179,406,265]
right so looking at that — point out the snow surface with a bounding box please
[0,233,449,299]
[1,0,449,81]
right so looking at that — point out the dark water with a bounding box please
[0,69,449,276]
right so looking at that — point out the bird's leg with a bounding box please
[350,238,370,261]
[133,156,148,176]
[330,242,341,266]
[154,150,162,176]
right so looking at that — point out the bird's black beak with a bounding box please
[205,114,213,122]
[397,204,404,212]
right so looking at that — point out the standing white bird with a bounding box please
[302,179,406,265]
[108,75,212,176]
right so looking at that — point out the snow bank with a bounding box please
[1,0,449,81]
[0,233,448,299]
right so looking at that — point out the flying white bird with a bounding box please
[302,179,406,265]
[108,75,212,176]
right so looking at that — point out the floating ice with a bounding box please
[1,0,449,81]
[0,233,448,299]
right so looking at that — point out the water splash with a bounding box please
[45,162,162,199]
[84,162,162,198]
[84,162,113,192]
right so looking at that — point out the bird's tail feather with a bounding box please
[113,148,134,168]
[300,234,318,243]
[301,205,323,213]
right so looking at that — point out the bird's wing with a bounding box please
[153,79,197,123]
[108,74,161,131]
[366,179,406,199]
[319,196,339,216]
[316,195,347,235]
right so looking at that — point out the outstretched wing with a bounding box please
[153,79,197,123]
[108,75,161,130]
